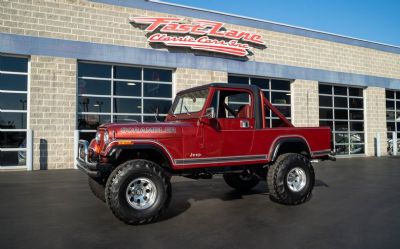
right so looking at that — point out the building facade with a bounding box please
[0,0,399,170]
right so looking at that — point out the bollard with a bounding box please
[393,131,398,156]
[376,133,381,157]
[26,129,33,171]
[73,130,79,169]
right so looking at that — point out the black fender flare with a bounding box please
[269,137,311,162]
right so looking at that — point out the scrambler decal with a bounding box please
[120,127,176,134]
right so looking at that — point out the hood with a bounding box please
[99,121,195,140]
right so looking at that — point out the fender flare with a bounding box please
[269,136,311,162]
[107,141,174,168]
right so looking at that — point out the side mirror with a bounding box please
[205,107,216,119]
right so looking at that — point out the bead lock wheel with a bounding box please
[125,177,157,210]
[286,167,307,192]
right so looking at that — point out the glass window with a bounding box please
[0,93,27,110]
[228,75,291,127]
[78,63,111,78]
[0,55,28,168]
[319,84,332,94]
[0,74,27,91]
[319,83,364,156]
[114,81,141,97]
[143,68,172,82]
[114,66,141,80]
[0,55,28,72]
[386,89,400,154]
[319,95,332,107]
[77,114,111,130]
[113,98,141,114]
[271,80,290,91]
[334,86,347,96]
[77,96,111,113]
[228,75,248,85]
[319,108,333,120]
[143,83,172,98]
[78,79,111,96]
[251,78,269,89]
[172,89,209,115]
[77,62,173,139]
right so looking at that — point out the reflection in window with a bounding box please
[386,90,400,154]
[77,62,173,139]
[319,84,365,155]
[0,55,28,167]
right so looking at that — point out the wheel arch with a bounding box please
[109,143,174,171]
[269,136,311,162]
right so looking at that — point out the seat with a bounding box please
[236,104,251,118]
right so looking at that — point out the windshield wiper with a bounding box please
[184,105,191,115]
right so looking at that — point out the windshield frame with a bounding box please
[168,88,210,119]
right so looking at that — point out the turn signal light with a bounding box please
[117,140,134,145]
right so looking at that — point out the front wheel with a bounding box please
[267,153,315,205]
[105,159,171,225]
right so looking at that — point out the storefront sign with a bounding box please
[129,17,265,57]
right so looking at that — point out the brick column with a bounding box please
[364,87,387,156]
[30,56,77,170]
[290,80,319,127]
[174,68,227,94]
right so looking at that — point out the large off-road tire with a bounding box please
[223,171,260,191]
[88,177,106,202]
[267,153,315,205]
[105,159,171,225]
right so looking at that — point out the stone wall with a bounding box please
[290,80,319,127]
[30,55,76,169]
[174,68,227,93]
[0,0,399,79]
[364,87,387,156]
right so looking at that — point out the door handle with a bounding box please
[240,119,250,128]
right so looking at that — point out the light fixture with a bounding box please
[93,104,100,107]
[286,93,291,96]
[127,82,136,86]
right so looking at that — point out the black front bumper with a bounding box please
[76,140,112,178]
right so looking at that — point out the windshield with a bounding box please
[171,89,209,115]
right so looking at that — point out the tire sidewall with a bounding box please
[278,155,314,202]
[107,160,170,223]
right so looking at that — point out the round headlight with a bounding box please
[95,132,101,144]
[104,131,109,144]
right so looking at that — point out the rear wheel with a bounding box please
[223,171,260,191]
[105,159,171,225]
[267,153,314,205]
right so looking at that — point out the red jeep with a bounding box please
[77,83,334,224]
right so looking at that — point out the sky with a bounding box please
[165,0,400,47]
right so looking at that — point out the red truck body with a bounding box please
[77,83,334,225]
[87,83,331,172]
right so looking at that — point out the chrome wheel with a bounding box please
[125,177,157,210]
[286,167,307,192]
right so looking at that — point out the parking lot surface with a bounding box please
[0,157,399,249]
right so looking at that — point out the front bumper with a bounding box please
[77,140,112,177]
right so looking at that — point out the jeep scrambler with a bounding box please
[77,83,334,224]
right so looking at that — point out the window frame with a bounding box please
[77,61,173,139]
[318,83,365,156]
[0,54,29,169]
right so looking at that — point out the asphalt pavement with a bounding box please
[0,157,399,249]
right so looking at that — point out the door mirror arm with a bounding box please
[199,107,216,125]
